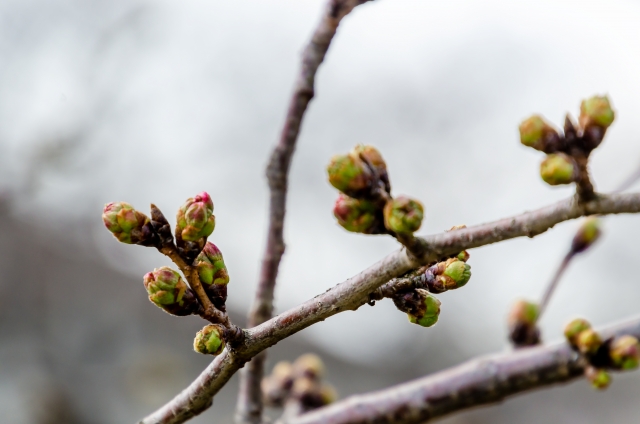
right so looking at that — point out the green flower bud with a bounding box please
[383,196,424,235]
[333,194,379,234]
[580,95,615,129]
[576,328,602,355]
[102,202,154,245]
[424,258,472,293]
[571,217,601,254]
[193,324,225,355]
[175,192,215,242]
[540,153,576,185]
[396,289,441,328]
[143,267,200,316]
[508,299,540,347]
[456,251,470,262]
[353,144,390,193]
[327,152,374,196]
[585,366,611,390]
[195,242,229,286]
[293,354,325,380]
[564,318,591,347]
[609,335,640,370]
[442,258,472,288]
[519,115,560,152]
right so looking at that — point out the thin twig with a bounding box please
[139,192,640,424]
[537,252,574,320]
[236,1,374,423]
[281,315,640,424]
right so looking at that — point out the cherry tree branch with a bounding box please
[283,315,640,424]
[139,192,640,424]
[237,1,374,423]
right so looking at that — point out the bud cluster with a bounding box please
[563,317,640,390]
[327,145,424,236]
[507,299,540,347]
[262,354,336,412]
[518,95,615,192]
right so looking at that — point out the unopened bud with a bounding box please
[424,258,472,293]
[383,196,424,235]
[576,328,602,355]
[176,192,215,243]
[293,354,325,380]
[393,289,441,327]
[540,153,576,185]
[519,115,561,152]
[102,202,154,245]
[580,95,615,130]
[327,151,374,197]
[193,324,225,355]
[456,251,470,262]
[585,366,611,390]
[143,267,200,316]
[564,318,591,347]
[195,242,229,309]
[353,145,390,193]
[571,217,601,254]
[609,335,640,370]
[333,194,379,234]
[508,299,540,347]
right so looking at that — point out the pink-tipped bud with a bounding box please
[102,202,154,245]
[333,194,379,234]
[195,242,229,310]
[143,267,200,316]
[175,192,215,242]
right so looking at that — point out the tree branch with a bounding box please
[139,192,640,424]
[236,1,374,423]
[282,315,640,424]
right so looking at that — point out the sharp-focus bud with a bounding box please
[580,95,615,130]
[539,153,576,186]
[519,115,561,152]
[424,258,472,293]
[609,335,640,370]
[193,324,226,355]
[195,242,229,310]
[333,194,379,234]
[143,267,200,316]
[393,289,441,327]
[102,202,155,245]
[508,299,540,347]
[571,217,601,254]
[293,354,325,380]
[585,366,611,390]
[327,151,375,197]
[576,328,602,355]
[175,192,215,242]
[383,196,424,235]
[564,318,592,347]
[353,144,390,193]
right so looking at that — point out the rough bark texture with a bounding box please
[284,316,640,424]
[236,1,374,423]
[139,192,640,424]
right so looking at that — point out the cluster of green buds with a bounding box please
[143,267,200,316]
[392,289,441,328]
[507,299,540,347]
[518,95,615,189]
[564,318,640,390]
[103,202,155,246]
[193,324,226,355]
[422,257,472,294]
[262,354,336,411]
[327,145,424,237]
[175,192,216,262]
[195,242,230,311]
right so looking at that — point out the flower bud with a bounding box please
[519,115,561,152]
[456,251,470,262]
[609,335,640,370]
[102,202,155,245]
[293,354,325,380]
[143,267,200,316]
[576,328,602,355]
[564,318,591,347]
[508,299,540,347]
[424,258,472,293]
[585,366,611,390]
[353,145,390,193]
[539,153,576,185]
[393,289,441,327]
[175,192,215,243]
[383,196,424,235]
[193,324,226,355]
[327,152,374,197]
[333,194,379,234]
[195,242,229,309]
[571,217,601,254]
[580,95,615,130]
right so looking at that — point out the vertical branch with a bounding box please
[235,1,374,423]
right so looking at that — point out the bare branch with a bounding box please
[139,192,640,424]
[282,315,640,424]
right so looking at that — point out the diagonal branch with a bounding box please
[237,1,375,423]
[282,315,640,424]
[139,192,640,424]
